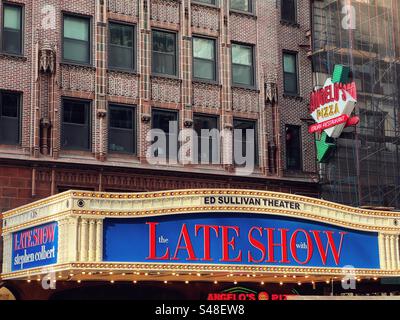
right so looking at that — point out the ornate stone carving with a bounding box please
[265,82,278,104]
[184,119,193,128]
[141,113,151,123]
[39,43,56,74]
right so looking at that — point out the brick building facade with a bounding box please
[0,0,318,217]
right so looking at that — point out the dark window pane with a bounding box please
[231,0,250,12]
[109,23,134,70]
[194,59,214,80]
[2,93,19,117]
[194,114,218,163]
[63,101,86,124]
[233,119,257,165]
[152,109,178,132]
[152,52,175,75]
[109,105,135,154]
[63,39,90,63]
[232,44,254,86]
[110,106,133,129]
[109,24,133,46]
[286,125,301,170]
[152,31,177,75]
[0,92,20,145]
[152,109,178,159]
[232,65,252,86]
[193,37,216,81]
[282,0,296,22]
[62,100,90,150]
[283,53,298,94]
[109,46,134,69]
[195,0,215,4]
[63,15,90,64]
[2,5,22,54]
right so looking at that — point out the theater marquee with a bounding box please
[1,189,400,283]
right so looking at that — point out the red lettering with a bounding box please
[248,226,266,263]
[195,225,219,261]
[220,226,242,262]
[310,230,347,265]
[265,228,290,263]
[146,222,170,260]
[172,224,198,261]
[290,229,313,264]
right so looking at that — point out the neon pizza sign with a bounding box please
[309,66,357,138]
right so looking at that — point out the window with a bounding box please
[152,30,177,76]
[2,4,23,54]
[285,125,301,170]
[63,15,91,64]
[281,0,297,23]
[109,22,135,70]
[194,114,219,163]
[231,0,251,12]
[152,109,178,159]
[233,119,257,165]
[195,0,216,4]
[283,52,298,94]
[232,43,254,86]
[109,104,136,154]
[0,91,20,145]
[62,99,91,150]
[193,37,216,81]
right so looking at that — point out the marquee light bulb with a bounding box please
[326,280,330,284]
[185,281,189,284]
[164,281,168,284]
[27,279,31,283]
[214,281,218,284]
[261,281,265,285]
[110,280,114,284]
[279,282,283,286]
[298,282,301,286]
[133,281,137,284]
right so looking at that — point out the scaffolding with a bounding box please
[312,0,400,209]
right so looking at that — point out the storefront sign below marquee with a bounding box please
[103,213,380,269]
[11,222,58,271]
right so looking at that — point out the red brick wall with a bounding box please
[0,0,319,213]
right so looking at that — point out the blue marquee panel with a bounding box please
[103,213,380,269]
[11,222,58,271]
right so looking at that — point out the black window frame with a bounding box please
[61,98,91,151]
[230,0,253,13]
[283,50,299,95]
[62,13,92,66]
[193,0,217,6]
[233,118,258,166]
[285,124,302,171]
[192,35,218,83]
[281,0,297,24]
[108,103,137,155]
[193,113,219,164]
[108,21,136,72]
[231,42,256,88]
[151,108,179,160]
[0,90,21,145]
[151,29,178,77]
[1,2,24,55]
